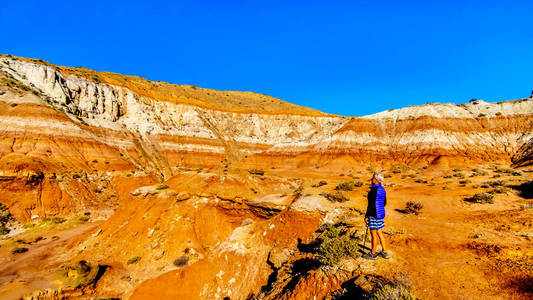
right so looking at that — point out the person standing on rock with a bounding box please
[362,173,390,260]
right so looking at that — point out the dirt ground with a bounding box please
[0,166,531,299]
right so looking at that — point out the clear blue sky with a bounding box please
[1,1,532,116]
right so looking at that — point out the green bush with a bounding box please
[335,181,355,191]
[465,192,494,204]
[316,225,360,266]
[320,191,350,203]
[368,281,416,300]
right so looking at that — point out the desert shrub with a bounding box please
[465,192,494,204]
[92,187,102,193]
[312,180,327,188]
[407,174,417,178]
[11,247,28,254]
[392,167,403,174]
[459,180,471,185]
[320,191,349,203]
[484,180,506,187]
[316,225,360,266]
[472,184,480,188]
[353,181,364,187]
[405,201,423,215]
[155,184,169,190]
[367,167,375,173]
[491,186,511,194]
[293,185,304,196]
[0,226,9,235]
[55,260,100,288]
[480,184,490,188]
[248,169,265,176]
[453,172,465,179]
[512,170,522,176]
[0,203,12,233]
[495,112,502,116]
[73,215,90,223]
[335,181,355,191]
[414,179,427,183]
[127,256,141,265]
[368,280,416,300]
[443,175,452,179]
[442,186,449,190]
[173,255,189,267]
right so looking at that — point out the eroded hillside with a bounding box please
[0,55,531,300]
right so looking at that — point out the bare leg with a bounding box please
[376,229,387,252]
[370,229,379,254]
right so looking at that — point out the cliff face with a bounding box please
[0,54,532,220]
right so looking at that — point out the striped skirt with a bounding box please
[367,216,385,230]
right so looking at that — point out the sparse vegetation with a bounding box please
[392,167,403,174]
[312,180,327,188]
[127,256,141,265]
[368,280,416,300]
[459,180,471,185]
[335,181,355,191]
[0,203,12,235]
[465,192,494,204]
[155,184,169,190]
[316,225,360,266]
[404,201,423,215]
[293,185,304,196]
[11,247,28,254]
[248,169,265,176]
[173,255,189,267]
[320,191,350,203]
[453,172,466,179]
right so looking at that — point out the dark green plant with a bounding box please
[368,280,416,300]
[320,191,349,203]
[316,225,360,266]
[465,192,494,204]
[335,181,355,191]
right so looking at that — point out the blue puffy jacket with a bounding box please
[366,183,386,218]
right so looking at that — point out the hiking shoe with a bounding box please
[378,251,390,259]
[362,252,378,260]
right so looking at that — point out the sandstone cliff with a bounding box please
[0,54,532,222]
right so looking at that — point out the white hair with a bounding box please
[373,173,384,183]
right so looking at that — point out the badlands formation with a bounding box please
[0,54,531,299]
